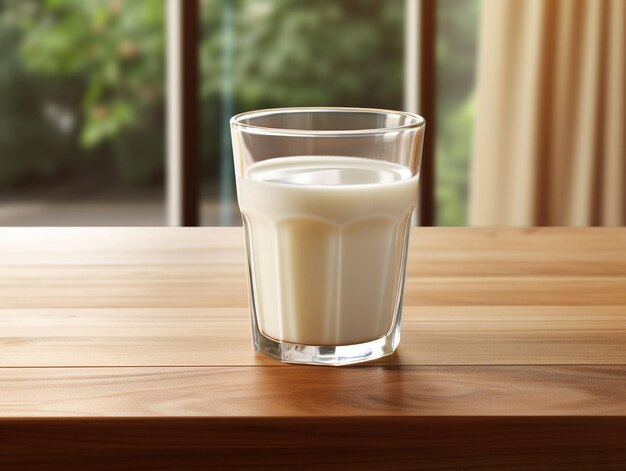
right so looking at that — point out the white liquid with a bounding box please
[237,156,417,346]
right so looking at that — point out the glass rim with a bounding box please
[230,106,425,137]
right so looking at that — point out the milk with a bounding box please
[237,156,417,346]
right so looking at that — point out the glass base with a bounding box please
[251,319,401,366]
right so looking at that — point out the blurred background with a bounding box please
[0,0,478,226]
[0,0,623,227]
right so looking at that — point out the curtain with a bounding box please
[470,0,626,226]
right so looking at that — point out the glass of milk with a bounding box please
[231,108,425,365]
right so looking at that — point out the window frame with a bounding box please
[166,0,200,226]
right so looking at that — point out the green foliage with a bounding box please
[436,94,473,226]
[435,0,479,225]
[0,0,164,188]
[201,0,403,109]
[1,0,404,190]
[436,0,480,114]
[199,0,404,176]
[0,0,478,227]
[0,8,82,189]
[11,0,164,148]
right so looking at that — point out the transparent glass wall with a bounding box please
[0,0,165,226]
[200,0,405,226]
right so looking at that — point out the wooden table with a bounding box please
[1,227,625,469]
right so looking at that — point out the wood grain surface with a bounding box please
[1,305,625,366]
[1,366,625,417]
[1,227,625,469]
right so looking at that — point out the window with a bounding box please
[0,0,480,227]
[0,0,166,226]
[199,0,405,225]
[435,0,480,226]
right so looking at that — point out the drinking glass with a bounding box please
[231,107,425,365]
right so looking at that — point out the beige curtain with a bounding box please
[470,0,626,226]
